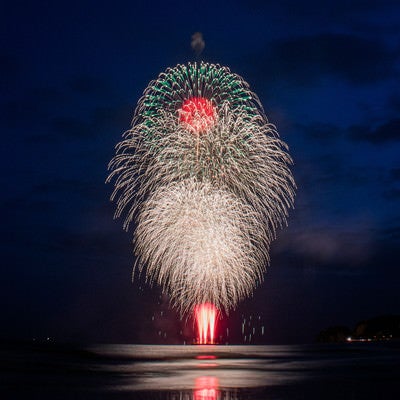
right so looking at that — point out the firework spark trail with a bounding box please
[107,62,295,314]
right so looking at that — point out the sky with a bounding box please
[1,0,399,344]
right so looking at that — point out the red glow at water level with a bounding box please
[194,376,219,400]
[195,303,218,344]
[179,97,216,135]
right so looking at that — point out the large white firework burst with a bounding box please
[107,62,295,314]
[135,179,268,314]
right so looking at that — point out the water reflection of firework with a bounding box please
[108,62,295,315]
[194,376,219,400]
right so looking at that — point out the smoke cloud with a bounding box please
[191,32,205,56]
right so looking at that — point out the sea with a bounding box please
[1,342,399,399]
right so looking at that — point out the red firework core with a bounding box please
[195,303,218,344]
[179,97,216,135]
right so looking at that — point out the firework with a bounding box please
[135,178,267,313]
[107,62,295,314]
[195,303,218,344]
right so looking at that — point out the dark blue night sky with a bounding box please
[1,0,399,344]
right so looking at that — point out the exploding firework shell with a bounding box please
[108,62,295,314]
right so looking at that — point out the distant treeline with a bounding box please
[317,315,400,343]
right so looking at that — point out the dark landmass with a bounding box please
[317,315,400,343]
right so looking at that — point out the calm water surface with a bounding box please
[1,343,399,399]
